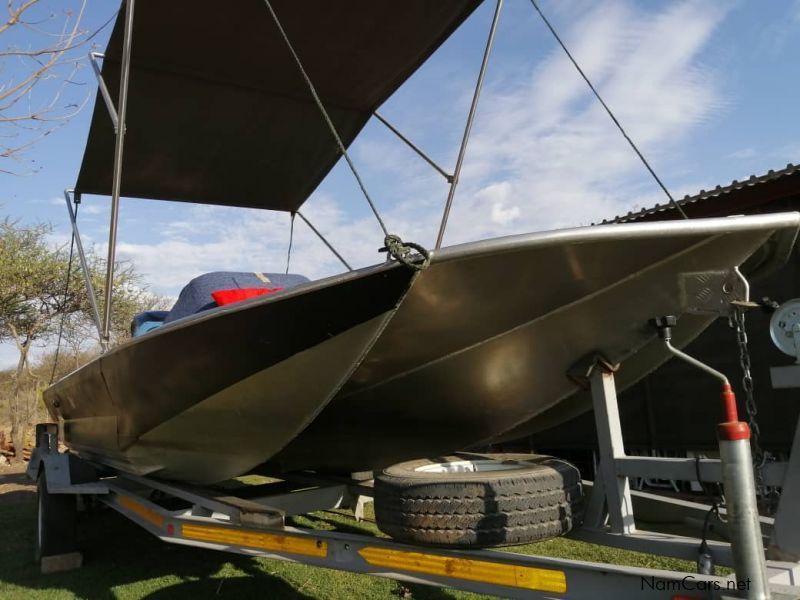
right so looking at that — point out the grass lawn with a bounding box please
[0,474,709,599]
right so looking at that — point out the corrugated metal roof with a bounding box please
[599,162,800,224]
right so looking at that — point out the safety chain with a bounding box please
[731,306,777,514]
[380,235,431,271]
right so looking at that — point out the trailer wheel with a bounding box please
[35,470,77,561]
[374,453,583,548]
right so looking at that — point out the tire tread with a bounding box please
[374,453,583,548]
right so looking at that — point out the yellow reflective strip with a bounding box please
[118,495,163,529]
[181,524,327,558]
[358,547,566,593]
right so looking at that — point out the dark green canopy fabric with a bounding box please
[76,0,482,211]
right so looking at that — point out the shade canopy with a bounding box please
[75,0,481,211]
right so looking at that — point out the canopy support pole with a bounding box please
[373,112,453,183]
[296,211,353,272]
[264,0,429,271]
[435,0,503,250]
[63,189,104,341]
[101,0,135,348]
[285,212,296,275]
[88,52,119,132]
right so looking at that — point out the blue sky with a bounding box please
[2,0,800,366]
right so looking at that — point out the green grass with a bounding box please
[0,492,719,599]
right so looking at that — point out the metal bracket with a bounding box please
[26,432,107,495]
[769,365,800,389]
[566,353,620,390]
[680,268,749,317]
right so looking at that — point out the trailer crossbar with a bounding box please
[95,479,746,599]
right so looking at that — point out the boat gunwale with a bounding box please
[49,212,800,384]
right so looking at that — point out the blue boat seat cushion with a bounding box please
[131,310,169,337]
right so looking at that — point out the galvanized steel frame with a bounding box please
[62,188,104,341]
[88,52,119,132]
[92,476,751,599]
[28,429,800,599]
[576,355,800,599]
[373,111,453,183]
[84,0,136,349]
[435,0,504,249]
[101,0,135,347]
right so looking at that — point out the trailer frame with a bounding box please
[27,355,800,599]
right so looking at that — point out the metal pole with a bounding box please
[88,52,119,132]
[665,339,729,384]
[101,0,135,347]
[588,364,636,534]
[435,0,503,250]
[719,434,770,599]
[373,112,453,182]
[655,316,769,597]
[296,211,353,272]
[63,190,104,340]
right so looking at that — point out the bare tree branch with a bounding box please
[0,1,115,174]
[0,0,39,37]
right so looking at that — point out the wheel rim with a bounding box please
[414,459,530,474]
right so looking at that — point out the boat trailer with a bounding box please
[28,333,800,599]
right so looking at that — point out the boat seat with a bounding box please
[163,271,310,324]
[130,310,169,337]
[130,272,311,336]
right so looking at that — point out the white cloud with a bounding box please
[727,148,757,160]
[79,204,105,215]
[473,182,521,225]
[405,0,727,243]
[112,197,386,295]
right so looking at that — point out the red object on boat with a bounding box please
[211,287,283,306]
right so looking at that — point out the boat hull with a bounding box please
[44,214,800,482]
[46,266,416,481]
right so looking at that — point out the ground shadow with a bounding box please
[0,499,316,600]
[294,512,375,537]
[1,466,479,599]
[0,469,36,506]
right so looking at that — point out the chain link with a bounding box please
[731,307,777,514]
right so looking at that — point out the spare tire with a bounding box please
[374,453,583,548]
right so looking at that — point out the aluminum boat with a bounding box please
[44,1,800,483]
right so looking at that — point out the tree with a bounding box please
[0,218,166,458]
[1,1,102,174]
[0,219,62,376]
